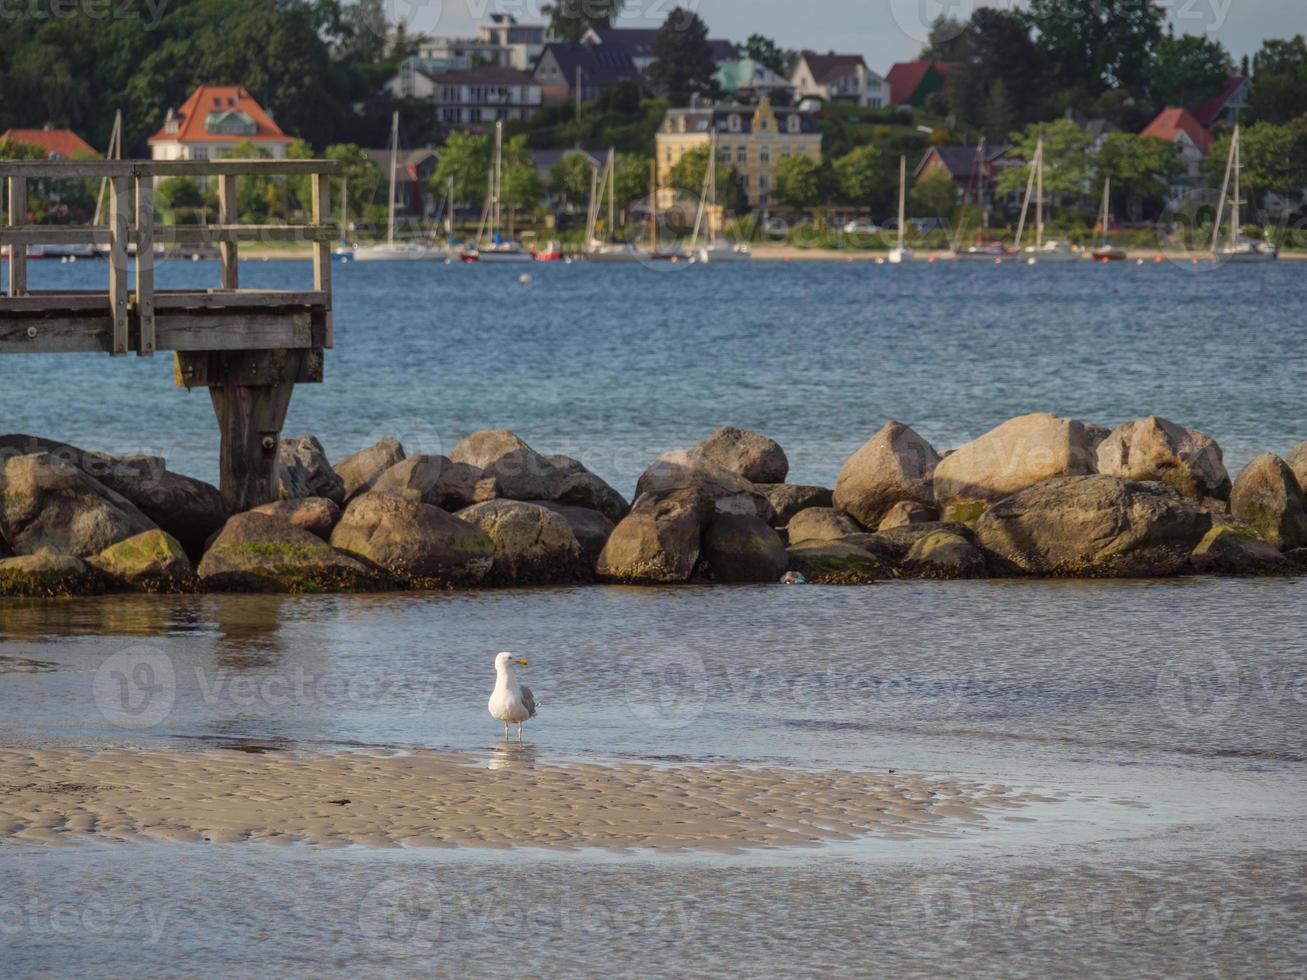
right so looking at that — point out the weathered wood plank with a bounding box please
[0,317,112,354]
[154,312,313,352]
[311,172,333,349]
[0,226,112,246]
[217,176,238,290]
[7,177,26,297]
[174,347,323,388]
[151,224,337,244]
[135,178,155,356]
[151,290,328,310]
[0,294,111,312]
[107,176,129,355]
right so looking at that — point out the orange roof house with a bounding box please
[148,86,293,161]
[1141,107,1213,156]
[0,126,97,159]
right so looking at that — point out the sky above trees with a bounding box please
[418,0,1301,71]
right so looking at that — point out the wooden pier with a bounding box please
[0,159,338,511]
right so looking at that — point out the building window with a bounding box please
[787,115,800,133]
[190,147,208,160]
[740,175,748,189]
[737,145,747,164]
[760,174,770,190]
[729,114,741,132]
[760,145,770,164]
[759,118,769,131]
[718,147,730,164]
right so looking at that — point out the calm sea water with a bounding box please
[3,258,1306,494]
[3,260,1307,977]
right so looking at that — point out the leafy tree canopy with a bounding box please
[541,0,624,43]
[648,7,721,107]
[1025,0,1165,97]
[743,35,796,77]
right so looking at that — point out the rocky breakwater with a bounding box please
[2,419,1305,596]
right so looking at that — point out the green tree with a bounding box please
[1205,122,1307,205]
[433,131,490,206]
[948,7,1041,138]
[1250,36,1307,124]
[541,0,624,43]
[910,169,956,217]
[0,138,48,160]
[324,143,384,224]
[743,35,795,77]
[1025,0,1165,96]
[1150,31,1232,106]
[648,7,720,107]
[500,134,543,213]
[549,152,596,211]
[613,153,652,216]
[668,145,746,213]
[1094,132,1179,219]
[996,119,1093,199]
[833,145,892,209]
[772,155,823,210]
[920,15,967,61]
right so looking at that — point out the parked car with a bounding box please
[842,220,880,235]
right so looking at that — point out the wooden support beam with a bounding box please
[108,177,129,355]
[156,311,313,352]
[135,177,155,356]
[311,172,333,348]
[0,226,111,246]
[0,317,113,354]
[217,175,238,290]
[173,347,323,388]
[7,177,27,297]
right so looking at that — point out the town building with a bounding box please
[655,98,821,210]
[915,144,1013,207]
[361,147,439,218]
[0,126,96,159]
[580,27,737,75]
[790,52,889,108]
[1141,107,1213,201]
[148,86,293,161]
[533,43,643,103]
[1189,77,1251,130]
[714,58,796,103]
[385,66,543,128]
[418,15,549,73]
[886,60,954,107]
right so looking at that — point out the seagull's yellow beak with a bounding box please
[516,658,529,665]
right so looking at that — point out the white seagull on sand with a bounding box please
[488,652,536,741]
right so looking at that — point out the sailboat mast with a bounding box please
[1100,177,1110,247]
[1014,152,1037,251]
[386,111,398,246]
[897,155,906,251]
[492,120,504,240]
[446,176,454,238]
[1231,125,1241,247]
[649,159,658,252]
[94,109,122,227]
[1035,138,1044,249]
[607,147,616,243]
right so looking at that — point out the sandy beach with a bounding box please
[0,747,1046,851]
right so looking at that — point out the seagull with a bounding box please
[488,652,536,742]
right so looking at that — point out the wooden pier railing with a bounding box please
[0,159,340,511]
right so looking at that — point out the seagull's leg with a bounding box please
[517,724,523,743]
[503,721,509,740]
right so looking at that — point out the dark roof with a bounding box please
[531,147,603,175]
[1190,76,1248,127]
[798,51,868,85]
[588,27,737,62]
[419,65,539,86]
[919,144,1010,179]
[534,42,642,87]
[662,104,819,135]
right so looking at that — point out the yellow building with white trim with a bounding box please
[655,98,822,210]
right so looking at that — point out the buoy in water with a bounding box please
[1026,257,1036,266]
[519,273,533,284]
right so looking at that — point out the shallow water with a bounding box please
[3,260,1307,975]
[2,259,1306,493]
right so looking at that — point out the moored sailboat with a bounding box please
[464,121,534,263]
[1092,177,1128,261]
[950,140,1011,262]
[887,155,912,264]
[353,112,444,262]
[1016,137,1080,263]
[1211,124,1277,263]
[689,130,750,263]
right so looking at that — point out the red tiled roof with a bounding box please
[886,60,953,105]
[799,51,867,85]
[1141,107,1212,155]
[1190,77,1246,128]
[0,128,96,158]
[148,85,293,145]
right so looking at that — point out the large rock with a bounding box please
[0,553,103,597]
[448,429,566,502]
[248,497,341,540]
[634,450,774,522]
[373,455,483,511]
[1229,453,1307,551]
[454,500,586,585]
[756,484,833,526]
[700,514,788,582]
[0,453,157,557]
[877,500,936,530]
[553,469,630,524]
[531,502,615,567]
[1286,440,1307,495]
[785,541,889,585]
[933,413,1095,519]
[833,422,940,529]
[1096,416,1230,501]
[0,436,225,560]
[334,438,405,502]
[596,489,708,584]
[198,513,383,593]
[89,529,194,592]
[278,435,345,504]
[974,475,1211,577]
[848,522,975,562]
[329,492,494,588]
[1190,525,1288,575]
[901,530,986,580]
[785,507,861,543]
[693,426,789,484]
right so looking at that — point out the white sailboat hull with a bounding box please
[1214,244,1278,263]
[351,243,445,262]
[887,248,912,264]
[695,245,751,263]
[953,247,1010,261]
[1023,243,1082,264]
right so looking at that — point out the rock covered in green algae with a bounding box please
[1230,453,1307,552]
[89,529,194,592]
[0,553,103,597]
[901,530,987,579]
[454,499,587,586]
[1190,524,1288,575]
[200,512,387,593]
[784,540,890,585]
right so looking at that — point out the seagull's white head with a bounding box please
[495,651,529,672]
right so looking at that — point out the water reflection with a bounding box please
[487,742,539,771]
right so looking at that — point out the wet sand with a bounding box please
[0,747,1047,851]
